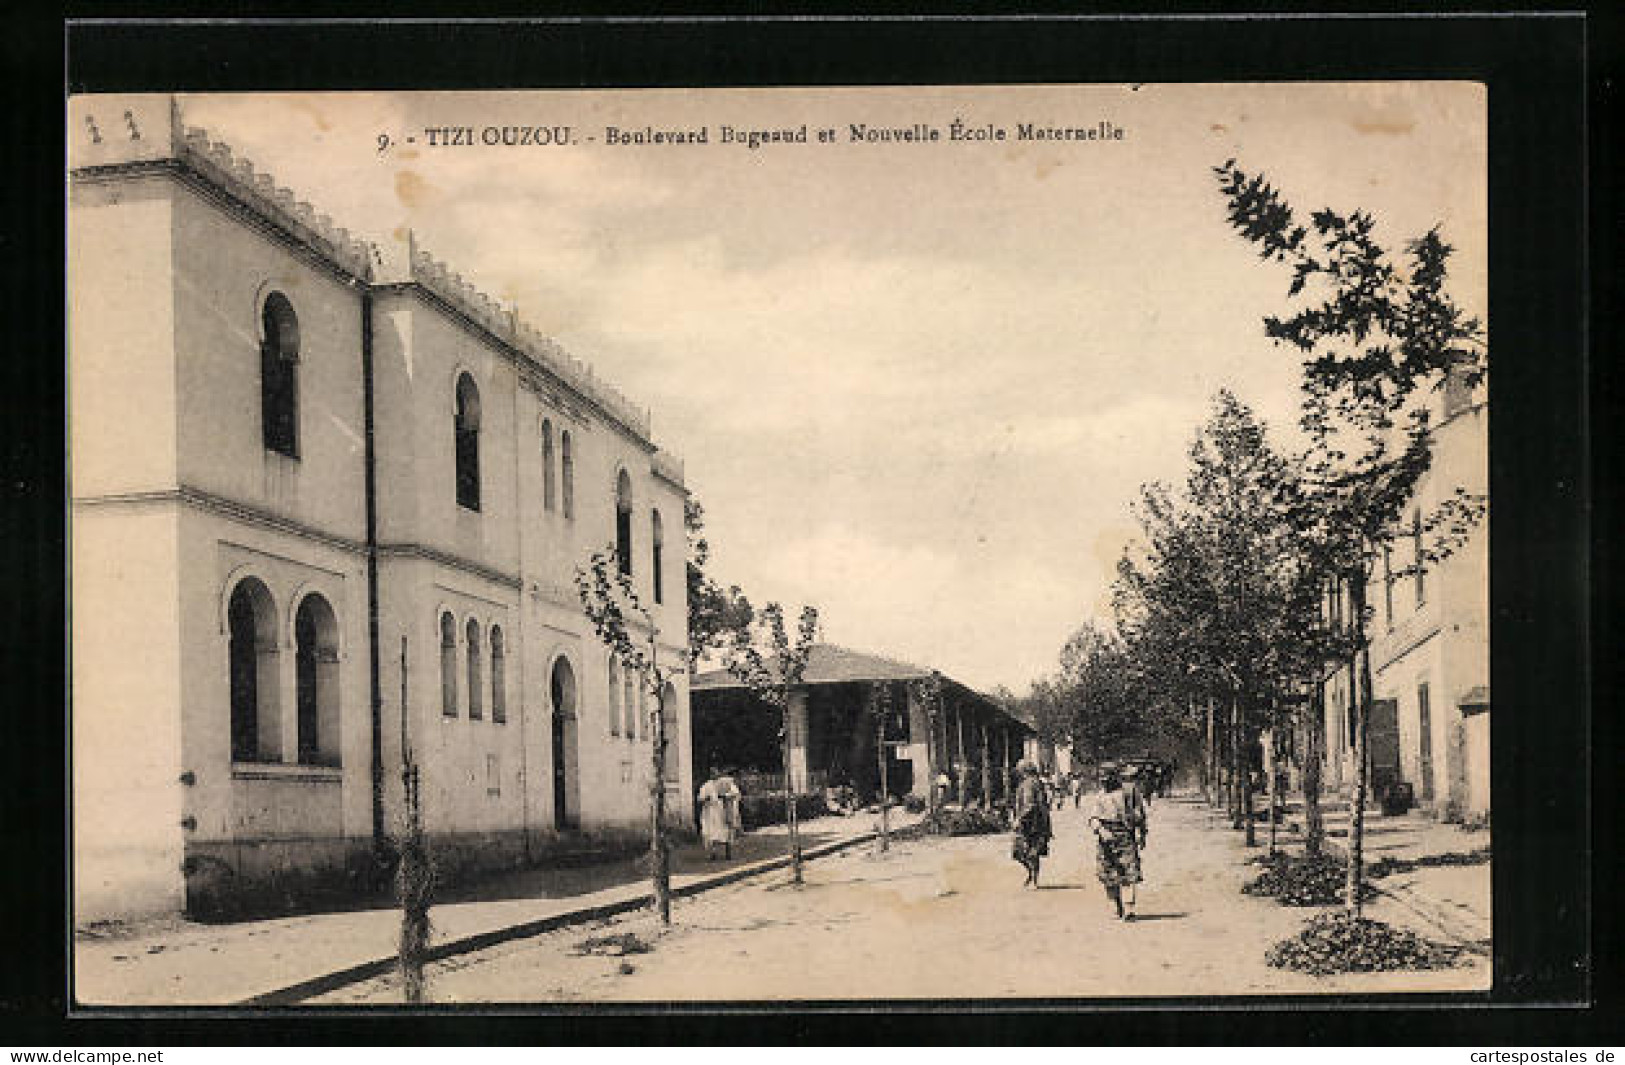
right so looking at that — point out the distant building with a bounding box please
[70,96,693,922]
[1319,377,1489,822]
[690,644,1031,806]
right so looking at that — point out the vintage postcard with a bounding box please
[68,82,1491,1006]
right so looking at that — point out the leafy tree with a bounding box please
[576,547,690,925]
[1215,160,1486,914]
[685,496,755,668]
[724,602,820,885]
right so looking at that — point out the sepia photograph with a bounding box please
[67,80,1496,1007]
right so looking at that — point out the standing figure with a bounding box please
[1010,759,1053,888]
[1089,762,1149,920]
[697,765,742,861]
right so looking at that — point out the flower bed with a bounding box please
[1242,851,1375,906]
[1266,912,1463,975]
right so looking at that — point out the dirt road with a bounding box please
[314,795,1489,1003]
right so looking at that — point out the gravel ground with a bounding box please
[312,796,1490,1004]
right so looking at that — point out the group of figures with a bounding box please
[1011,760,1153,921]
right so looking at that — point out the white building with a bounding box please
[1321,376,1489,823]
[70,95,693,922]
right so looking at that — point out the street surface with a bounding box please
[314,795,1489,1003]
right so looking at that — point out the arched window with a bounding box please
[541,419,557,513]
[661,682,680,782]
[491,625,507,724]
[561,431,575,519]
[228,578,280,762]
[608,657,622,736]
[440,612,458,717]
[294,593,341,766]
[466,619,483,719]
[615,470,634,576]
[651,509,664,605]
[455,374,482,511]
[261,292,300,457]
[622,663,636,740]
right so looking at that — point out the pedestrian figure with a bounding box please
[697,765,742,861]
[1089,762,1148,920]
[1011,759,1052,888]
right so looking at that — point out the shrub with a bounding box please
[902,795,926,814]
[1266,912,1463,975]
[1367,846,1491,879]
[737,792,827,831]
[927,806,1006,836]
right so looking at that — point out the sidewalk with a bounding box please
[1257,794,1492,949]
[75,810,917,1007]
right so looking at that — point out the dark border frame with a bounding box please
[13,6,1604,1045]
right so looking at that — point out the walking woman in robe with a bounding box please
[1088,761,1148,920]
[1011,759,1053,888]
[697,765,742,861]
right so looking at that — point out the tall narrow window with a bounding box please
[466,619,483,720]
[661,683,680,782]
[608,658,622,736]
[541,419,557,513]
[228,578,279,762]
[294,593,341,766]
[623,664,636,740]
[615,470,634,576]
[260,292,300,457]
[440,612,458,716]
[1413,510,1426,607]
[455,374,482,511]
[651,510,664,604]
[491,625,507,724]
[561,431,575,519]
[1382,545,1394,628]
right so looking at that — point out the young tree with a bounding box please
[724,602,820,885]
[909,671,945,817]
[576,547,690,925]
[1215,160,1486,914]
[684,497,755,668]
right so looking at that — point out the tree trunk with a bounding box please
[783,699,803,885]
[1001,729,1012,804]
[876,687,890,853]
[925,705,940,820]
[1304,681,1326,857]
[1205,699,1217,806]
[980,721,993,810]
[1344,575,1372,917]
[1229,697,1243,828]
[1267,702,1279,855]
[1241,706,1257,848]
[650,683,671,924]
[955,710,968,805]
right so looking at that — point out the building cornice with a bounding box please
[74,486,368,556]
[376,542,522,591]
[370,281,655,453]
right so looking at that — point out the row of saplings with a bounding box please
[1242,844,1468,977]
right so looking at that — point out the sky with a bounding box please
[174,83,1486,693]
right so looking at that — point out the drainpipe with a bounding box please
[361,286,386,854]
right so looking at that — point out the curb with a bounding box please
[240,827,887,1006]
